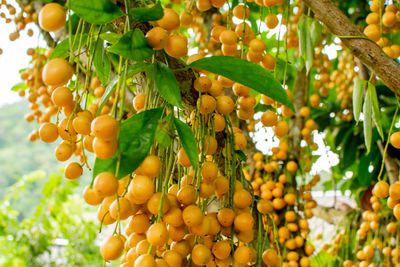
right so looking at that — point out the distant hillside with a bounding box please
[0,100,92,217]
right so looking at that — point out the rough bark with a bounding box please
[312,204,349,225]
[304,0,400,96]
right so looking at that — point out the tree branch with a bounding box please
[303,0,400,96]
[312,204,349,224]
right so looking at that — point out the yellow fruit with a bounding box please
[42,58,73,87]
[39,3,66,32]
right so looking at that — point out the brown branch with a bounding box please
[303,0,400,96]
[312,203,350,224]
[378,141,399,184]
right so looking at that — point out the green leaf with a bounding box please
[96,76,118,116]
[65,13,80,34]
[148,62,183,108]
[254,103,271,113]
[92,108,163,179]
[309,18,323,48]
[107,29,154,61]
[11,82,27,91]
[100,32,122,44]
[368,82,384,140]
[50,34,88,59]
[340,131,358,170]
[304,19,314,73]
[298,15,307,69]
[363,88,373,154]
[189,56,294,110]
[69,0,124,25]
[174,118,198,168]
[310,251,336,266]
[118,108,163,178]
[93,155,117,178]
[155,113,174,148]
[352,78,366,123]
[235,150,247,162]
[298,16,321,74]
[130,2,164,22]
[93,40,111,85]
[127,62,151,76]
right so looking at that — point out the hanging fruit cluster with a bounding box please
[0,0,36,44]
[6,0,400,266]
[363,1,400,59]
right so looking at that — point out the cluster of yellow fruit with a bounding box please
[85,152,281,267]
[0,0,36,44]
[11,1,329,266]
[242,152,318,267]
[313,48,332,99]
[17,2,124,181]
[314,43,357,121]
[336,180,400,266]
[363,1,400,59]
[17,48,54,140]
[331,49,356,118]
[373,180,400,220]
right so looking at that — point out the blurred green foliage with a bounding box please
[0,171,102,266]
[0,101,93,219]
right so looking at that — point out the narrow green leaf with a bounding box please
[235,150,247,162]
[69,0,124,25]
[100,32,122,44]
[149,62,183,108]
[130,2,164,22]
[297,15,307,69]
[352,78,366,123]
[363,90,373,154]
[11,82,27,91]
[298,16,322,74]
[189,56,294,110]
[92,108,163,179]
[368,82,384,140]
[93,40,111,85]
[309,19,323,48]
[118,108,163,178]
[107,29,154,61]
[96,76,118,116]
[304,18,314,73]
[50,34,88,59]
[174,118,198,168]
